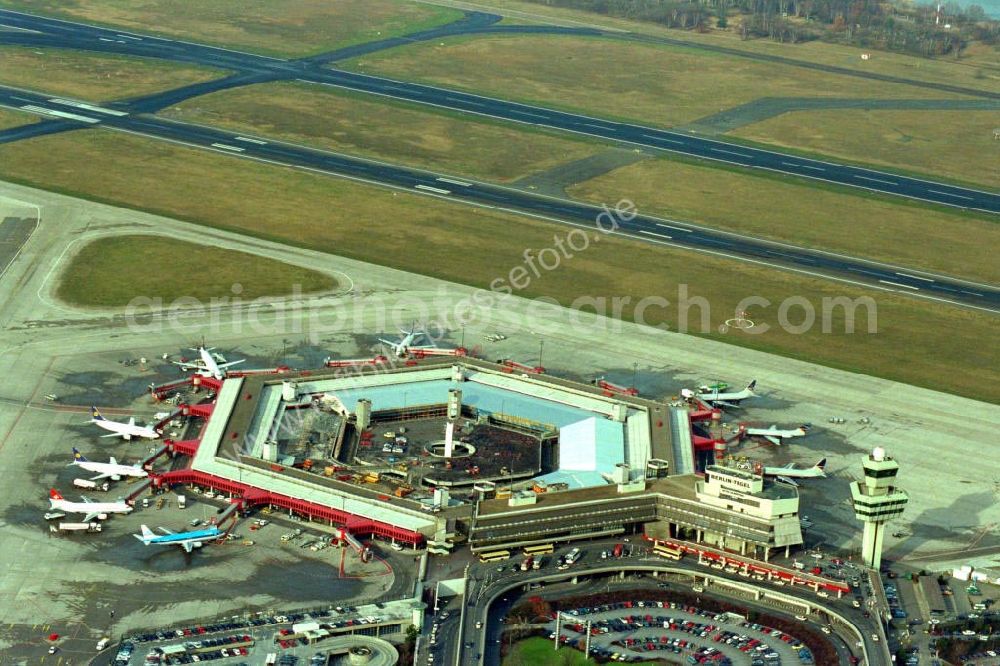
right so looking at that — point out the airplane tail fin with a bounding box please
[90,406,104,421]
[800,424,812,432]
[49,488,64,502]
[746,379,757,392]
[815,458,827,472]
[72,447,87,463]
[139,525,156,541]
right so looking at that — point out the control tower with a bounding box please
[851,447,908,569]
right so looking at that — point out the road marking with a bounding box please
[781,161,826,172]
[99,37,114,42]
[583,123,616,131]
[895,272,934,283]
[927,189,973,201]
[210,143,245,152]
[657,223,691,233]
[446,96,482,107]
[512,110,546,119]
[878,280,919,290]
[710,147,752,159]
[415,184,451,195]
[437,177,471,187]
[961,289,984,297]
[47,98,127,116]
[855,175,898,186]
[638,230,672,240]
[19,105,99,123]
[641,134,684,145]
[114,33,142,41]
[234,136,267,145]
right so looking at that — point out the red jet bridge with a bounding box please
[593,377,638,397]
[496,359,545,374]
[151,469,424,546]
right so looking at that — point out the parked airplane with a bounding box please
[682,380,757,409]
[48,488,132,522]
[764,459,827,487]
[743,424,811,445]
[70,448,147,481]
[90,407,160,440]
[172,346,244,380]
[379,325,436,357]
[134,524,222,553]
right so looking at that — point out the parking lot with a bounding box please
[550,598,818,665]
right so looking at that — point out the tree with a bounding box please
[717,6,729,27]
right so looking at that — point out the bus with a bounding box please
[653,543,684,561]
[478,549,512,563]
[523,543,555,557]
[564,547,582,564]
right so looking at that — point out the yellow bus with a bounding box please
[523,543,555,557]
[653,543,684,561]
[478,549,512,563]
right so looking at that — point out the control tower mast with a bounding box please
[851,447,908,569]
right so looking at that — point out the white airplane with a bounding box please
[379,325,436,358]
[70,448,147,481]
[764,459,827,487]
[48,488,132,522]
[172,346,244,380]
[743,423,811,445]
[90,407,160,441]
[134,524,222,554]
[682,380,757,409]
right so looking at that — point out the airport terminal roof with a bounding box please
[534,417,625,490]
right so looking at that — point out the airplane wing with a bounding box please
[783,463,797,470]
[80,496,92,503]
[108,457,117,465]
[89,472,112,481]
[182,541,194,553]
[83,511,99,522]
[100,432,121,438]
[764,435,781,445]
[776,476,800,487]
[216,359,245,369]
[127,417,135,427]
[172,360,205,370]
[158,526,176,535]
[712,400,740,409]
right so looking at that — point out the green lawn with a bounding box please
[0,46,223,102]
[56,235,338,307]
[503,637,596,665]
[0,0,462,58]
[0,107,34,131]
[1,130,997,402]
[160,82,603,182]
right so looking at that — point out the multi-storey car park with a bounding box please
[134,355,847,595]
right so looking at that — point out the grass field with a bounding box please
[0,0,462,58]
[730,109,1000,190]
[0,131,997,402]
[345,34,969,129]
[503,637,594,666]
[160,82,603,182]
[567,157,1000,284]
[0,46,222,102]
[462,0,1000,92]
[56,235,338,308]
[0,107,34,131]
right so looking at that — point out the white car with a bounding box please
[821,626,832,634]
[794,615,807,621]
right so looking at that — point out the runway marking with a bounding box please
[18,105,99,123]
[415,184,451,195]
[512,110,546,119]
[47,98,127,116]
[657,223,691,233]
[446,96,482,107]
[878,279,919,290]
[437,177,471,187]
[895,272,934,283]
[210,143,245,152]
[583,123,616,131]
[781,161,826,172]
[854,175,898,186]
[848,267,885,278]
[114,33,142,41]
[234,136,267,145]
[638,230,672,240]
[927,189,973,201]
[710,147,752,159]
[641,134,684,145]
[961,289,984,296]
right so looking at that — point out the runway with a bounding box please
[0,85,996,313]
[0,8,997,215]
